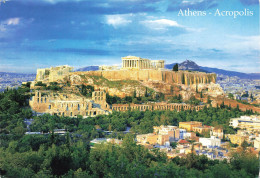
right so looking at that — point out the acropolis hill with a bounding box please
[30,56,259,118]
[36,56,216,86]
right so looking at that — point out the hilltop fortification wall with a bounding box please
[71,70,216,85]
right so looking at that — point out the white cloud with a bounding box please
[228,35,260,51]
[141,19,182,30]
[0,17,33,37]
[0,18,20,32]
[105,14,132,28]
[5,18,20,25]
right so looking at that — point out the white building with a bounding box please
[199,136,221,148]
[229,115,260,131]
[254,137,260,149]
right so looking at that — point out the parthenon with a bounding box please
[121,56,164,70]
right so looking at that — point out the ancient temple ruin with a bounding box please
[121,56,165,70]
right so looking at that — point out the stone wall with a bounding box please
[71,69,216,86]
[112,102,205,112]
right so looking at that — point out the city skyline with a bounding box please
[0,0,259,73]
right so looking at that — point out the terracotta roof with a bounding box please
[178,139,190,144]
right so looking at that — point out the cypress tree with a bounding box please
[182,73,185,84]
[173,64,178,71]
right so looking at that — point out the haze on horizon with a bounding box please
[0,0,259,74]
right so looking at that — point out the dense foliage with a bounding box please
[79,84,94,98]
[0,87,258,177]
[28,104,252,135]
[106,89,165,105]
[1,133,258,177]
[0,87,31,135]
[35,81,62,91]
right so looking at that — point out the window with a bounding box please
[49,105,51,109]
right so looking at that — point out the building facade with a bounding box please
[199,136,221,148]
[229,115,260,131]
[179,121,203,131]
[210,128,224,139]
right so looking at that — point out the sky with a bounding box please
[0,0,259,73]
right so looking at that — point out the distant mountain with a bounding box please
[76,66,99,71]
[200,66,260,79]
[165,60,208,73]
[164,60,260,80]
[179,60,200,70]
[178,60,209,73]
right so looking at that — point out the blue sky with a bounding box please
[0,0,259,73]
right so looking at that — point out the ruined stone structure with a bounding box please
[72,70,216,86]
[35,65,73,82]
[29,89,205,117]
[112,102,205,112]
[33,57,216,87]
[29,90,111,117]
[121,56,164,70]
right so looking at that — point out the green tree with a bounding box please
[181,73,185,84]
[173,64,178,71]
[170,142,178,149]
[207,96,211,104]
[228,93,234,99]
